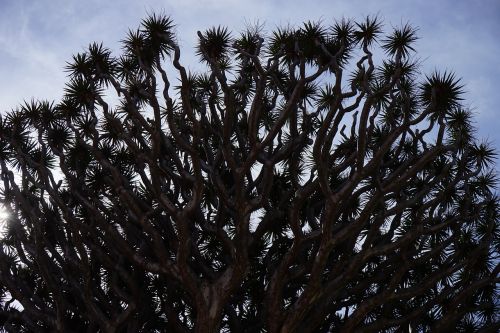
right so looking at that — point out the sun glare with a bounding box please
[0,206,9,238]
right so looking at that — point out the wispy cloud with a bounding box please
[1,0,498,149]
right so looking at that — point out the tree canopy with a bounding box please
[0,14,498,332]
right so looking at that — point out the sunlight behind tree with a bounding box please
[0,206,8,239]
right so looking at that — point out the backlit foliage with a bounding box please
[0,14,498,332]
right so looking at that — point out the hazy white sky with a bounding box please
[0,0,499,152]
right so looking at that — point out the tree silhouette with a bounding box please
[0,14,498,332]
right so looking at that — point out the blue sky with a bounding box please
[0,0,499,155]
